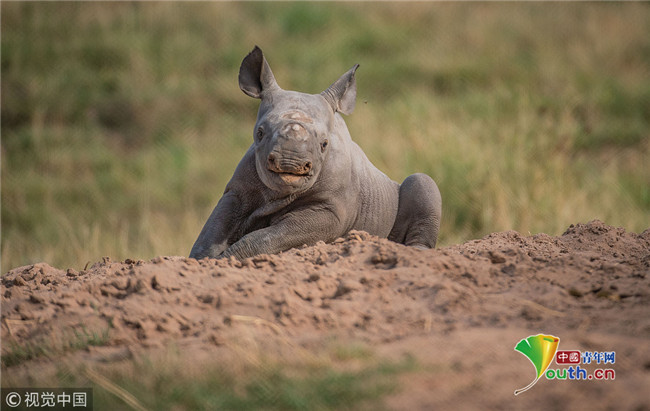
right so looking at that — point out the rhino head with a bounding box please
[238,46,359,195]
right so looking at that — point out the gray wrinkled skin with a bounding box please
[190,46,441,260]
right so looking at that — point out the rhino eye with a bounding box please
[256,127,264,140]
[321,139,329,151]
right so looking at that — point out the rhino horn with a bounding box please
[239,46,280,99]
[321,64,359,115]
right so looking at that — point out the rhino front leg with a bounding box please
[190,191,242,259]
[220,208,341,260]
[388,173,442,248]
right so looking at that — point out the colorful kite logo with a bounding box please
[514,334,560,395]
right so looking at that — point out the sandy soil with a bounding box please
[2,220,649,409]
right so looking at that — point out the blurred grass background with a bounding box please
[2,2,649,272]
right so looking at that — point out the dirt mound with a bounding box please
[2,220,649,409]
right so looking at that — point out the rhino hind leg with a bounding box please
[388,173,442,248]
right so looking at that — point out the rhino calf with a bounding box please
[190,46,441,260]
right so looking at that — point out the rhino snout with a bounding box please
[267,152,313,176]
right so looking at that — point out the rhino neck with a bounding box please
[336,117,399,236]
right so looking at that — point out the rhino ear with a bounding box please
[321,64,359,115]
[239,46,280,99]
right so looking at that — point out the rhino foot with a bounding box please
[388,173,442,249]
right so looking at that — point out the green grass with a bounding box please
[2,326,111,367]
[3,340,416,411]
[2,2,649,271]
[108,358,411,410]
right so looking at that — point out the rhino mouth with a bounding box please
[270,169,311,184]
[266,155,313,184]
